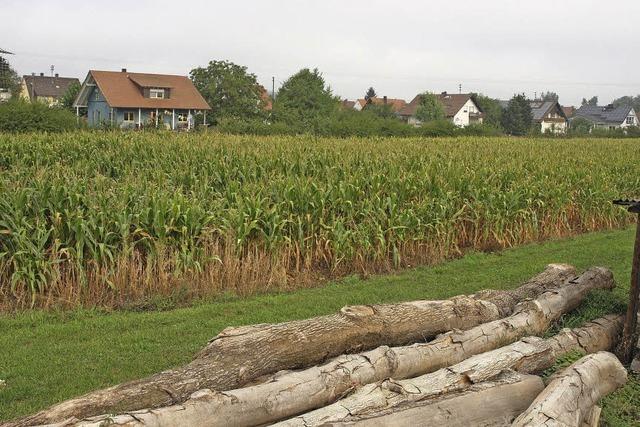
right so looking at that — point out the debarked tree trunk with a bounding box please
[512,352,627,427]
[7,264,576,427]
[274,315,623,427]
[55,267,613,427]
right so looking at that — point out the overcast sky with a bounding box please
[2,0,639,105]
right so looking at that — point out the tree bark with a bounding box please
[7,264,576,427]
[53,267,612,427]
[274,315,623,427]
[343,372,545,427]
[512,352,627,426]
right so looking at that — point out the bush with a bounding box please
[0,100,79,132]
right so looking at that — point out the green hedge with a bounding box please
[0,100,79,132]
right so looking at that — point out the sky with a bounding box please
[2,0,639,106]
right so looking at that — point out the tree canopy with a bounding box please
[273,68,338,125]
[581,96,598,106]
[540,91,559,102]
[415,92,445,123]
[501,94,533,135]
[60,81,81,111]
[0,56,20,97]
[472,93,502,129]
[612,95,640,114]
[365,87,376,101]
[189,60,266,124]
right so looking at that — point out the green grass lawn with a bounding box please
[1,228,639,425]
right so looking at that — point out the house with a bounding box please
[353,97,407,112]
[572,104,638,130]
[529,100,568,134]
[0,48,13,102]
[341,99,356,110]
[20,73,80,106]
[73,69,211,129]
[398,92,483,127]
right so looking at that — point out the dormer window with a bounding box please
[150,88,165,99]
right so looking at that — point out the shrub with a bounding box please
[0,100,78,132]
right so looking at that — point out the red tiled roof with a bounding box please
[398,93,476,118]
[90,70,211,110]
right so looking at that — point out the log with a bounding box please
[512,352,627,426]
[7,264,576,426]
[54,267,613,427]
[346,372,544,427]
[274,315,623,426]
[581,406,601,427]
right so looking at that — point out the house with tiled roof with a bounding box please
[353,96,407,113]
[73,69,211,129]
[529,100,568,134]
[572,104,638,130]
[20,73,80,106]
[398,92,483,127]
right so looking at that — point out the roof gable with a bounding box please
[398,93,477,118]
[76,70,211,110]
[574,104,634,124]
[22,75,80,100]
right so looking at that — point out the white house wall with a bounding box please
[451,98,480,127]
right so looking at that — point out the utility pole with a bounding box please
[272,76,275,101]
[458,83,462,94]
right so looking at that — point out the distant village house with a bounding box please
[572,104,638,130]
[398,92,483,127]
[73,69,211,129]
[529,100,568,134]
[353,97,407,113]
[20,73,80,106]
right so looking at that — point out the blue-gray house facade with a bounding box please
[74,69,211,129]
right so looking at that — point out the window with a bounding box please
[177,113,188,122]
[626,116,635,125]
[123,111,135,122]
[94,90,100,101]
[150,89,165,99]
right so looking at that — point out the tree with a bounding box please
[471,93,503,129]
[612,95,640,115]
[364,103,396,119]
[570,117,593,134]
[60,81,81,111]
[365,87,376,101]
[415,92,445,123]
[189,60,266,125]
[540,91,559,102]
[0,56,20,98]
[501,94,533,135]
[581,96,598,106]
[273,68,338,126]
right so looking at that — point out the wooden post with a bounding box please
[138,108,141,129]
[203,111,206,125]
[172,109,175,130]
[75,106,79,125]
[620,213,640,363]
[155,108,158,127]
[188,109,191,131]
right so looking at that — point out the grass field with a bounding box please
[1,132,639,310]
[1,228,639,425]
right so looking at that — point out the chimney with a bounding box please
[31,72,35,76]
[121,68,127,73]
[383,95,387,105]
[40,72,44,77]
[54,73,59,78]
[441,91,447,96]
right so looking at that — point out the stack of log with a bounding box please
[6,264,630,427]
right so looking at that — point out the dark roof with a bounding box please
[562,106,575,118]
[574,104,635,124]
[79,70,211,110]
[398,93,478,118]
[22,75,80,100]
[529,100,567,121]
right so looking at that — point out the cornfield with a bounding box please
[0,132,637,310]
